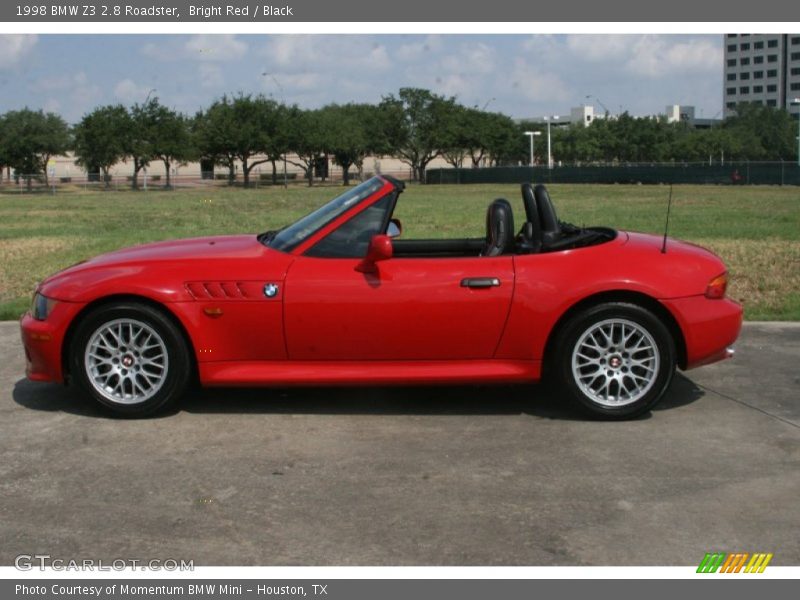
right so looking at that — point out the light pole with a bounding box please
[262,73,289,188]
[139,89,156,192]
[792,98,800,167]
[544,115,559,169]
[524,131,542,167]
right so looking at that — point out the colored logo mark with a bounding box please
[697,552,773,573]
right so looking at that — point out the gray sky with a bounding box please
[0,34,724,123]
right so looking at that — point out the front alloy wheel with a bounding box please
[70,302,191,417]
[84,318,169,405]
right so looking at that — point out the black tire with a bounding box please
[69,302,191,417]
[551,302,676,419]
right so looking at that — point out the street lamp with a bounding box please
[524,131,542,168]
[262,73,289,188]
[544,115,559,169]
[792,98,800,167]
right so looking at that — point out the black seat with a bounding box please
[534,184,561,247]
[481,198,515,257]
[518,183,543,253]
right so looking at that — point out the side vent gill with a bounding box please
[185,281,268,301]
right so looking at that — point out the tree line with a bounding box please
[537,103,798,165]
[0,87,797,191]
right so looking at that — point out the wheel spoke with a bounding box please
[630,358,655,370]
[94,370,113,382]
[137,334,154,350]
[141,371,160,384]
[619,376,634,398]
[88,352,112,364]
[576,352,600,364]
[98,332,115,350]
[131,377,146,396]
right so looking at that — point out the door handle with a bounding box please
[460,277,501,289]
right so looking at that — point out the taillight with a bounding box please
[705,273,728,299]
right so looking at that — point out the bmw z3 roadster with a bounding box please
[20,175,742,418]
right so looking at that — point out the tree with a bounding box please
[483,113,526,166]
[551,123,598,164]
[318,103,385,185]
[120,97,195,190]
[126,99,158,190]
[194,94,287,188]
[0,115,7,183]
[231,94,285,187]
[285,107,327,186]
[148,103,194,189]
[261,102,292,186]
[723,103,796,160]
[0,109,70,190]
[439,104,471,168]
[194,98,238,185]
[380,88,457,183]
[73,105,130,188]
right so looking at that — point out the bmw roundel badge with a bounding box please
[263,283,279,298]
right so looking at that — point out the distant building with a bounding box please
[517,105,602,128]
[519,104,720,129]
[664,105,720,129]
[723,33,800,117]
[570,105,598,127]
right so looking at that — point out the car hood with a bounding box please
[39,235,291,301]
[87,235,264,265]
[43,235,264,280]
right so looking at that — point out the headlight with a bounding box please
[31,293,57,321]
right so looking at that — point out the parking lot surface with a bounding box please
[1,321,798,565]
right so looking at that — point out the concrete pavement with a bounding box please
[1,321,798,566]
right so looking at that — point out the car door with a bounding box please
[283,255,515,361]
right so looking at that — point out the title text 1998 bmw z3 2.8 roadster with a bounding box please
[20,176,742,418]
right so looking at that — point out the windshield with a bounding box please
[267,177,387,252]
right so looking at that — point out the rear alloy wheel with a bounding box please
[70,302,191,417]
[554,302,676,419]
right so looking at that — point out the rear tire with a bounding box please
[552,302,676,419]
[69,302,191,417]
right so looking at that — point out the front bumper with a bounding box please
[661,296,743,370]
[20,300,84,383]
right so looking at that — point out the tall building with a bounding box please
[723,33,800,117]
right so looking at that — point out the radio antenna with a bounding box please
[661,184,673,254]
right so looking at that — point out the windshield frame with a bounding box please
[265,177,394,254]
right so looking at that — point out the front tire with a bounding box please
[552,302,676,419]
[69,302,191,417]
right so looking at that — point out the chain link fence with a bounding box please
[0,167,416,195]
[426,161,800,186]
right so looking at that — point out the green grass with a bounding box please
[1,183,799,321]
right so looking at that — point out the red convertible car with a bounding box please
[20,175,742,418]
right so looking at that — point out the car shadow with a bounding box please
[11,373,704,421]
